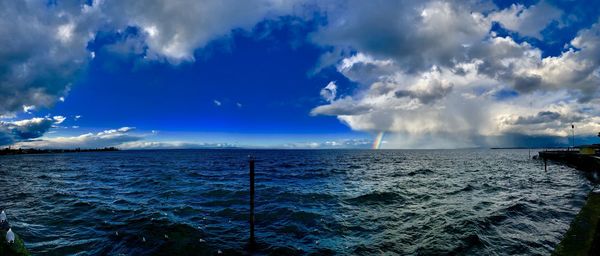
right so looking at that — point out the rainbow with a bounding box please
[372,131,385,150]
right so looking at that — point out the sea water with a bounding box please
[0,149,593,255]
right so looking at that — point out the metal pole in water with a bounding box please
[249,157,256,247]
[572,124,575,149]
[544,157,547,172]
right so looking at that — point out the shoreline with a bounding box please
[552,188,600,256]
[539,151,600,255]
[0,147,119,156]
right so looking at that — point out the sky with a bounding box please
[1,0,600,149]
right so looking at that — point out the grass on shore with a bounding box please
[553,190,600,256]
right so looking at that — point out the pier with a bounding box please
[539,150,600,173]
[538,146,600,256]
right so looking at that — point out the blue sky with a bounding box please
[57,21,350,133]
[1,0,600,149]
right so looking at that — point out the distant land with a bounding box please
[490,147,571,150]
[0,147,119,156]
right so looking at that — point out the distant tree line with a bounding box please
[0,147,119,155]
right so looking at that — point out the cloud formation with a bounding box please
[0,117,65,146]
[0,1,94,115]
[309,1,600,147]
[0,0,305,117]
[319,81,337,102]
[102,0,301,63]
[489,1,562,39]
[13,127,142,149]
[119,141,237,150]
[2,0,599,148]
[282,138,372,149]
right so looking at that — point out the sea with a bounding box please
[0,149,595,255]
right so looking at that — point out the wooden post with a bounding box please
[249,157,256,247]
[544,157,547,172]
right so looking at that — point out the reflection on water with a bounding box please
[0,149,592,255]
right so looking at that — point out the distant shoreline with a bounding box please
[0,147,575,154]
[0,147,119,156]
[490,147,571,150]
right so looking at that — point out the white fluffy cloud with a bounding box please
[282,138,372,149]
[489,1,562,39]
[309,1,600,147]
[319,81,338,102]
[101,0,302,63]
[13,126,142,149]
[312,1,492,73]
[119,141,237,150]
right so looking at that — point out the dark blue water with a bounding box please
[0,149,593,255]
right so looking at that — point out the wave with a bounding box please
[407,168,434,176]
[258,207,324,227]
[3,149,588,255]
[103,218,216,255]
[447,184,477,195]
[346,191,405,205]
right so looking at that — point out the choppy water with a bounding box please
[0,149,594,255]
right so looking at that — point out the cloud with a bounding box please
[310,96,372,116]
[53,116,67,124]
[13,126,142,149]
[119,141,237,149]
[282,138,372,149]
[512,111,562,125]
[0,1,96,115]
[394,79,453,104]
[23,105,36,114]
[308,1,600,147]
[335,53,396,85]
[0,117,64,146]
[0,0,306,117]
[489,1,562,39]
[99,0,303,63]
[311,1,491,73]
[319,81,337,102]
[2,0,599,149]
[496,103,597,137]
[11,126,242,150]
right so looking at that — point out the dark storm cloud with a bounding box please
[485,132,570,148]
[0,1,94,114]
[513,111,561,125]
[511,74,543,93]
[0,117,60,146]
[512,111,584,125]
[394,82,453,104]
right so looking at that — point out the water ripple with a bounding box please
[0,149,593,255]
